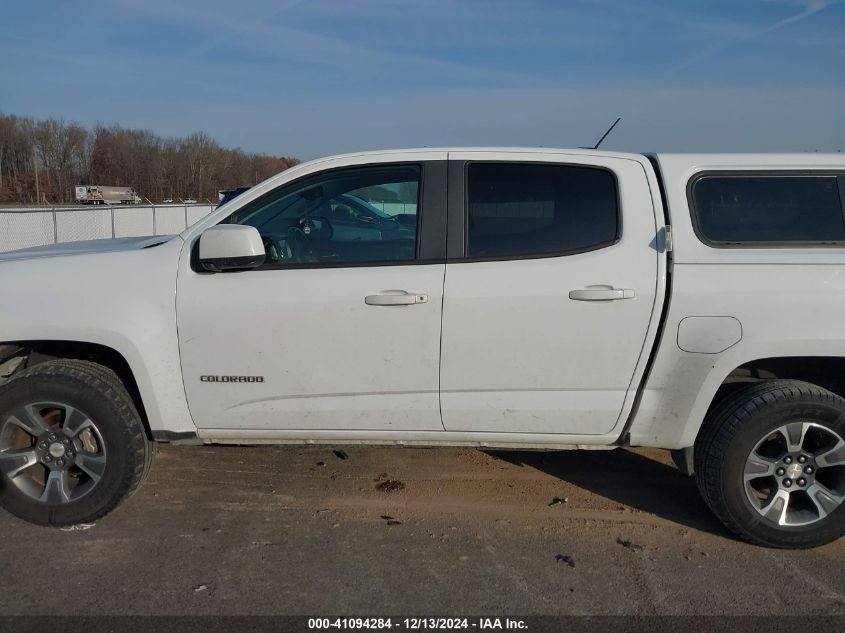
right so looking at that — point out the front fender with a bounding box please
[0,238,196,434]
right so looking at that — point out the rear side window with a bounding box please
[690,174,845,245]
[466,163,619,259]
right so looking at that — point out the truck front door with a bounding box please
[176,155,448,433]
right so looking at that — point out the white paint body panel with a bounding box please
[176,262,446,431]
[627,153,845,449]
[677,316,742,354]
[440,151,661,435]
[0,237,195,434]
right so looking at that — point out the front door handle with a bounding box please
[569,287,636,301]
[365,290,429,306]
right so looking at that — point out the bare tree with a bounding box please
[0,112,298,203]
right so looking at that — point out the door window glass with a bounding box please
[225,165,420,266]
[465,163,619,258]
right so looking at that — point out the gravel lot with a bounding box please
[0,444,843,616]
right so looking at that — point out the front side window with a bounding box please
[465,163,619,259]
[691,174,845,245]
[225,165,420,266]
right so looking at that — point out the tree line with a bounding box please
[0,113,299,205]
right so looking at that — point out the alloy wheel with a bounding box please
[0,402,107,504]
[744,421,845,526]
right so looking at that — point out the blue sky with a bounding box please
[1,0,843,158]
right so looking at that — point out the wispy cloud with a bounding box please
[2,0,842,156]
[669,0,832,73]
[193,0,306,56]
[110,0,546,87]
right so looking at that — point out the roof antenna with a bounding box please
[587,117,621,150]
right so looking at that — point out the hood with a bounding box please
[0,235,177,263]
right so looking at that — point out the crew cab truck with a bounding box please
[1,148,844,549]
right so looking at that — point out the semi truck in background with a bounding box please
[75,185,141,205]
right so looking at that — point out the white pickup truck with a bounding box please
[1,148,844,548]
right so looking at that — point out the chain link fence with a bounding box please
[0,204,216,253]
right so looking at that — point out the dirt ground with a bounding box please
[0,444,843,616]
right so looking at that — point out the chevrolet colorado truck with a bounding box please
[1,148,844,549]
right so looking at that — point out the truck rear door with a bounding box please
[440,151,662,436]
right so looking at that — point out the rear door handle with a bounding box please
[569,287,636,301]
[365,290,429,306]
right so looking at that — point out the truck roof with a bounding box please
[652,152,845,170]
[293,148,845,171]
[294,147,644,163]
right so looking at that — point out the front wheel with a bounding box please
[695,380,845,548]
[0,359,152,526]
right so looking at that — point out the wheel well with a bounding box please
[0,340,152,440]
[709,356,845,416]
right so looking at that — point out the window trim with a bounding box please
[687,170,845,249]
[448,160,623,263]
[194,161,448,272]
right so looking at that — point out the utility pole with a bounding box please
[33,148,41,205]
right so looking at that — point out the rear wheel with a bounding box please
[0,359,152,526]
[695,380,845,548]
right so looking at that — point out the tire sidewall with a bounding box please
[0,371,138,525]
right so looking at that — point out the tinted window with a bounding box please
[691,175,845,244]
[466,163,619,258]
[225,165,420,266]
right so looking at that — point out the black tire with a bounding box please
[695,380,845,548]
[0,359,152,526]
[44,359,156,487]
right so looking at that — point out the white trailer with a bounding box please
[75,185,141,205]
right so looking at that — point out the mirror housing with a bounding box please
[199,225,265,272]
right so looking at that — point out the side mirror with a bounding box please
[199,225,265,272]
